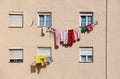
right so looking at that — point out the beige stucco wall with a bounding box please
[0,0,107,79]
[108,0,120,79]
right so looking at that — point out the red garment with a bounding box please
[86,24,93,32]
[68,29,75,45]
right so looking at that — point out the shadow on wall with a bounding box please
[31,64,37,73]
[30,62,50,74]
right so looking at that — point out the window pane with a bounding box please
[81,55,86,62]
[88,55,93,62]
[81,16,86,27]
[10,59,23,62]
[16,59,23,62]
[38,12,52,27]
[80,12,93,27]
[39,15,44,26]
[88,16,93,24]
[46,15,51,26]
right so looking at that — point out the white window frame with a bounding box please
[79,12,93,27]
[79,47,93,63]
[38,47,52,62]
[38,12,51,27]
[9,11,23,27]
[9,48,23,63]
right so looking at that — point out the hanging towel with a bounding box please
[63,30,68,44]
[35,56,41,64]
[68,29,75,45]
[55,29,61,46]
[81,26,86,31]
[60,30,64,42]
[86,24,93,32]
[78,28,81,39]
[35,56,46,66]
[74,29,77,41]
[39,56,46,66]
[42,27,47,34]
[75,28,81,40]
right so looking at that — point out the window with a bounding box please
[79,12,93,31]
[9,13,23,27]
[38,47,52,62]
[79,47,93,62]
[9,49,23,63]
[38,12,51,27]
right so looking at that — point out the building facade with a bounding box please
[0,0,120,79]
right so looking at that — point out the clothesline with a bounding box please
[42,21,98,47]
[46,20,98,32]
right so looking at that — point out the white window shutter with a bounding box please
[38,48,51,62]
[9,14,23,27]
[10,49,23,59]
[38,48,51,57]
[80,48,93,55]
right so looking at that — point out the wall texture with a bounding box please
[108,0,120,79]
[0,0,114,79]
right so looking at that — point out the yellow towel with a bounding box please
[40,56,46,66]
[35,56,41,64]
[35,56,46,66]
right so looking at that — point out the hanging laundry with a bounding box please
[74,28,81,40]
[48,27,55,33]
[55,29,61,46]
[68,29,75,45]
[60,30,68,45]
[74,29,77,41]
[35,56,41,64]
[46,56,51,63]
[81,26,86,31]
[39,56,46,66]
[42,27,47,35]
[60,31,64,42]
[35,56,46,66]
[86,24,93,32]
[63,30,68,45]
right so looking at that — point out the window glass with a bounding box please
[80,12,93,27]
[88,16,93,24]
[88,55,93,62]
[46,15,51,26]
[38,12,51,27]
[81,16,86,27]
[81,55,86,62]
[39,15,44,26]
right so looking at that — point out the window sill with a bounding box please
[9,62,23,63]
[79,61,93,63]
[37,26,51,28]
[9,59,23,63]
[9,26,23,28]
